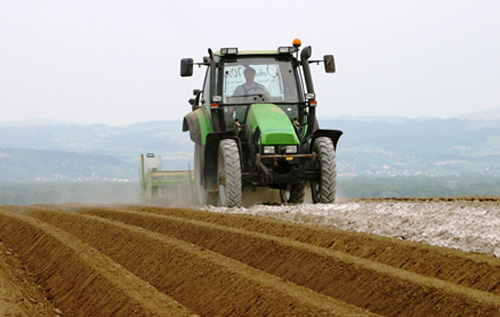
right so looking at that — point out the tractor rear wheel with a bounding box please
[280,181,305,203]
[205,190,219,206]
[194,144,204,205]
[194,143,218,205]
[217,139,242,207]
[311,137,337,204]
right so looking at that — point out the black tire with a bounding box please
[194,143,218,205]
[205,190,219,206]
[311,137,337,204]
[217,139,242,207]
[280,181,305,203]
[193,143,204,205]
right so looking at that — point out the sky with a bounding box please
[1,0,499,126]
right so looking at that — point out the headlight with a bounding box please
[263,146,275,154]
[285,145,298,154]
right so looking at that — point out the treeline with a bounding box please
[2,118,500,180]
[338,175,500,198]
[1,176,499,205]
[0,181,139,205]
[0,148,136,181]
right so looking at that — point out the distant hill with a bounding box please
[320,117,500,177]
[458,107,500,120]
[0,120,192,171]
[1,117,500,181]
[0,148,135,181]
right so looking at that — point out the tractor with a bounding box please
[181,39,342,207]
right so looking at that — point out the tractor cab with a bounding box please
[221,55,301,124]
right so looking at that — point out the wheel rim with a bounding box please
[311,152,321,203]
[311,181,321,203]
[280,185,291,203]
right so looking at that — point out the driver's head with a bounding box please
[244,67,256,82]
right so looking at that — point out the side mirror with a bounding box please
[180,58,193,77]
[324,55,336,73]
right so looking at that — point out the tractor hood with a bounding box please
[246,104,299,145]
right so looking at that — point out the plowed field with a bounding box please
[1,199,499,316]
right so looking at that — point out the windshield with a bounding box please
[222,57,299,104]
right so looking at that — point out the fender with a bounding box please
[204,131,241,190]
[310,129,343,151]
[182,107,213,145]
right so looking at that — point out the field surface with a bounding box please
[0,198,499,316]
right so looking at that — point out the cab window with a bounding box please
[222,57,299,104]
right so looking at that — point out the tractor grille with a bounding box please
[265,133,296,144]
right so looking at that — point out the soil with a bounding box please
[0,198,499,316]
[0,239,58,316]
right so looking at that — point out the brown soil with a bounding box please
[0,238,58,316]
[0,201,499,316]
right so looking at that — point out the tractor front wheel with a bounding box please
[311,137,337,204]
[217,139,242,207]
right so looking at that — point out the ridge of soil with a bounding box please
[0,238,57,316]
[0,208,194,317]
[122,205,500,294]
[0,200,499,316]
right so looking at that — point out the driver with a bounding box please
[226,66,270,128]
[232,66,269,100]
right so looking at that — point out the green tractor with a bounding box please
[181,39,342,207]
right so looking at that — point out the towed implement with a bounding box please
[181,39,342,207]
[139,153,194,205]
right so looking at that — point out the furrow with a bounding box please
[72,206,500,316]
[24,206,373,316]
[122,204,500,295]
[0,208,194,317]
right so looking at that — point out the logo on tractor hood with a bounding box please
[263,128,294,133]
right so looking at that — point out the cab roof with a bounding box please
[215,50,293,57]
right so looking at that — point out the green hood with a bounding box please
[246,104,299,145]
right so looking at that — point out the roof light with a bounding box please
[278,46,294,54]
[293,38,302,48]
[220,47,238,55]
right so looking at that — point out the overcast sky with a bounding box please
[1,0,499,126]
